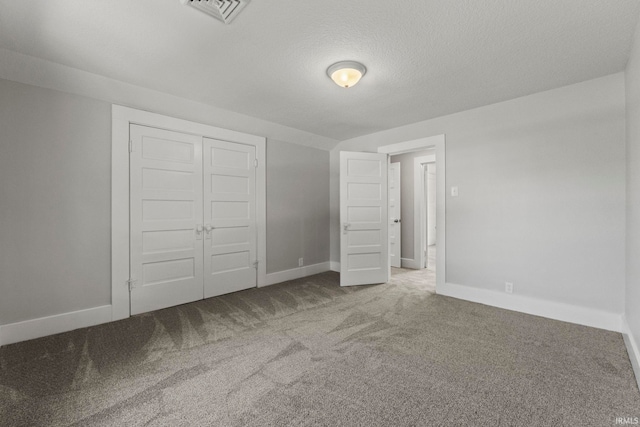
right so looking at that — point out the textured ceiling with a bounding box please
[0,0,639,141]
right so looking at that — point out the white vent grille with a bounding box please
[181,0,251,24]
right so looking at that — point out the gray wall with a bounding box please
[0,78,331,325]
[0,79,112,324]
[626,17,640,353]
[266,140,330,273]
[389,150,434,260]
[331,73,626,313]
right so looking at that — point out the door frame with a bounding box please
[111,105,267,321]
[378,135,446,291]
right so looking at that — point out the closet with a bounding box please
[129,124,257,315]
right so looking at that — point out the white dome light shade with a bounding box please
[327,61,367,88]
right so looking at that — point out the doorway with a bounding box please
[378,135,446,292]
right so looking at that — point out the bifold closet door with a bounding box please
[203,138,257,298]
[130,124,204,315]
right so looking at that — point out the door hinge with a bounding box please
[126,278,137,291]
[129,140,133,153]
[254,158,258,168]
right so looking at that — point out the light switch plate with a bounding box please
[451,186,459,197]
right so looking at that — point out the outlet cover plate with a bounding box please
[505,282,514,293]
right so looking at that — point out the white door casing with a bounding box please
[389,162,401,268]
[378,134,445,289]
[129,125,204,315]
[203,138,257,298]
[340,151,390,286]
[112,105,267,322]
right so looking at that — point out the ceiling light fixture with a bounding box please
[327,61,367,88]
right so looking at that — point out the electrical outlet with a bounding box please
[298,258,303,267]
[505,282,513,294]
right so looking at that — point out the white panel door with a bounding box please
[203,138,257,298]
[426,163,437,247]
[389,162,401,268]
[340,151,389,286]
[130,125,204,315]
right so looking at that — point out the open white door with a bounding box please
[340,151,389,286]
[389,162,401,268]
[129,124,204,315]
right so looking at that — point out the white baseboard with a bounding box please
[437,282,623,333]
[333,259,421,271]
[0,305,112,346]
[622,315,640,391]
[263,262,331,287]
[401,258,421,269]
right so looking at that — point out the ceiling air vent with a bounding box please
[180,0,251,24]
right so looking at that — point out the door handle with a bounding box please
[343,223,351,234]
[204,224,213,239]
[195,224,204,240]
[394,219,401,223]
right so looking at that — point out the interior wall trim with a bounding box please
[622,316,640,391]
[0,305,112,347]
[264,262,331,287]
[401,258,421,269]
[438,282,623,333]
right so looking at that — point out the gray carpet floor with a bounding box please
[1,268,639,426]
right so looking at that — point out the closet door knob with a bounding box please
[343,223,351,234]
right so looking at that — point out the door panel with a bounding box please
[130,125,204,315]
[389,162,401,268]
[340,151,389,286]
[203,138,257,297]
[426,163,437,247]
